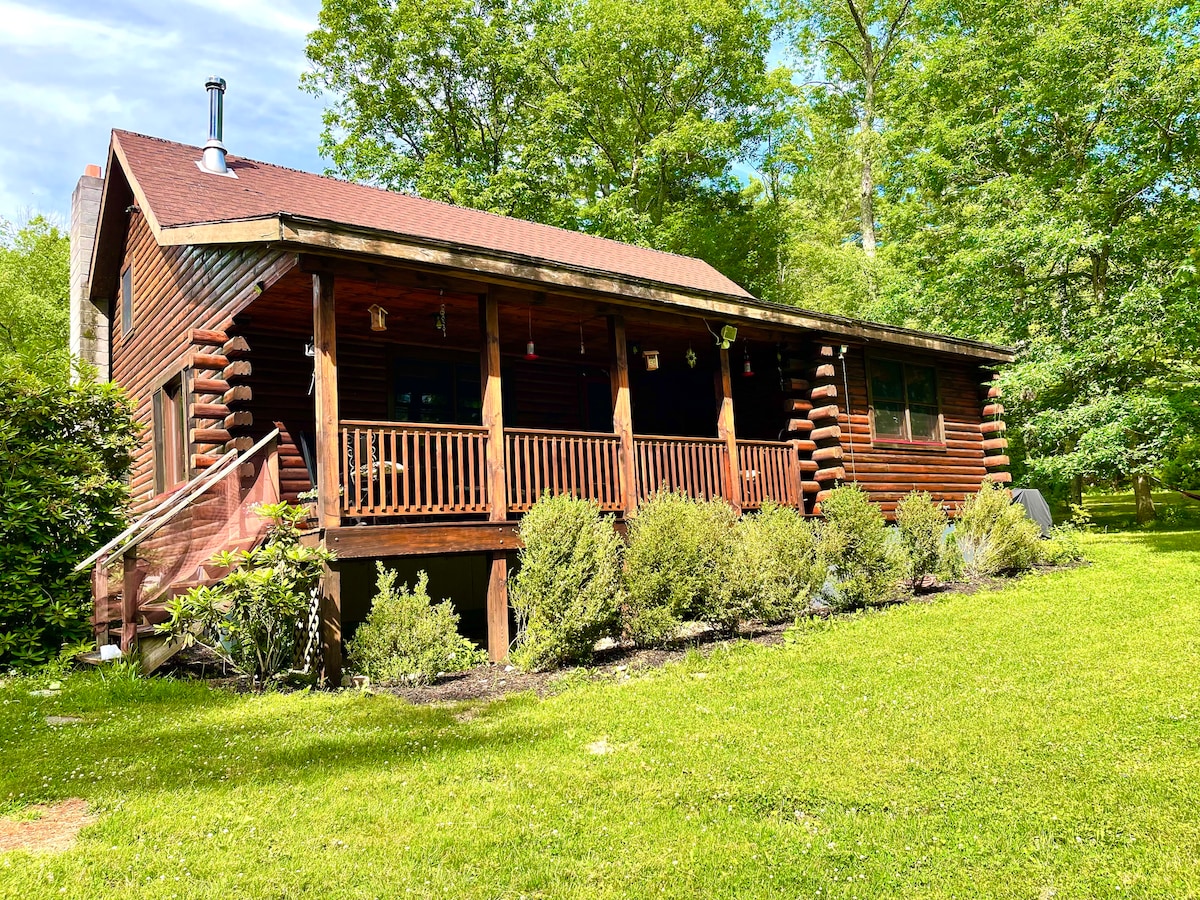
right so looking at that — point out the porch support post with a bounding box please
[120,551,138,653]
[320,562,342,686]
[717,347,742,514]
[609,315,637,517]
[313,272,343,686]
[480,290,509,661]
[313,272,340,529]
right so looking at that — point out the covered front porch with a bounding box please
[235,256,823,674]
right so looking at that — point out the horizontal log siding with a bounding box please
[110,213,292,512]
[835,348,994,515]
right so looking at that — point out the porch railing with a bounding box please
[633,435,728,505]
[338,421,806,520]
[506,428,624,513]
[737,440,802,510]
[340,421,491,517]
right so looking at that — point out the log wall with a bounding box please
[799,341,1008,517]
[109,212,293,512]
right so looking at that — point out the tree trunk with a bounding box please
[1071,474,1083,509]
[1133,473,1155,524]
[859,71,877,259]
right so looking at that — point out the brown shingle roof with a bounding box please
[113,130,753,300]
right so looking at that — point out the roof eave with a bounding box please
[156,213,1013,363]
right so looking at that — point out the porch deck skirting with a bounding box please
[338,420,804,520]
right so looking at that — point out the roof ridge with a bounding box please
[112,129,727,270]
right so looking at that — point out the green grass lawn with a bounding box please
[3,525,1200,899]
[1084,489,1200,531]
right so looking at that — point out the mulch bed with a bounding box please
[162,561,1087,705]
[377,622,792,705]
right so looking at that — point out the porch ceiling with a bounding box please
[242,267,796,368]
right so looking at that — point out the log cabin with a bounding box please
[70,81,1013,681]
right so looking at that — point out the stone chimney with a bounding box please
[69,164,108,380]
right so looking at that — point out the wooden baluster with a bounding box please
[340,427,351,515]
[427,432,436,511]
[400,430,411,512]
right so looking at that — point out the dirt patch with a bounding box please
[375,622,791,705]
[0,799,96,854]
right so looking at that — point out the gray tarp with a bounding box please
[1012,488,1054,536]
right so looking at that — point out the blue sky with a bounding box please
[0,0,327,224]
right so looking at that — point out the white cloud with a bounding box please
[173,0,314,38]
[5,83,125,126]
[0,1,180,56]
[0,0,328,222]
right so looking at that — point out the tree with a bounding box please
[882,0,1200,518]
[0,217,70,379]
[779,0,914,259]
[304,0,780,248]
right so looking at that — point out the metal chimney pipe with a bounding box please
[201,77,228,174]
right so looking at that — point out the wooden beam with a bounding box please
[717,347,741,514]
[325,522,521,558]
[313,272,341,529]
[480,290,508,522]
[486,554,509,663]
[320,562,342,687]
[120,552,138,653]
[609,315,637,516]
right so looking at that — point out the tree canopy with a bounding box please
[304,0,1200,515]
[0,217,70,380]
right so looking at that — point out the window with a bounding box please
[121,265,134,335]
[868,358,943,444]
[391,358,481,425]
[153,371,189,492]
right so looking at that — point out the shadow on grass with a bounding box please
[0,686,545,807]
[1129,528,1200,554]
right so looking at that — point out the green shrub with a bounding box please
[1162,435,1200,491]
[1037,526,1086,566]
[509,493,623,671]
[348,565,484,684]
[896,491,949,591]
[160,503,333,683]
[714,501,823,629]
[955,483,1042,577]
[818,484,901,610]
[0,364,137,668]
[623,491,736,646]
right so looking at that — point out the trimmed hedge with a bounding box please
[509,493,624,670]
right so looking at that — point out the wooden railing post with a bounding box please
[609,315,637,517]
[120,551,138,653]
[92,555,109,648]
[480,290,509,661]
[312,272,342,685]
[717,347,742,514]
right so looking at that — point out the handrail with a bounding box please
[505,426,621,440]
[340,419,488,433]
[75,428,280,572]
[633,433,724,443]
